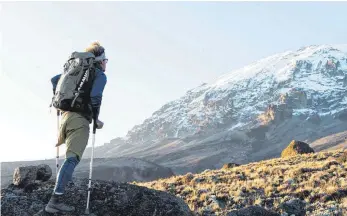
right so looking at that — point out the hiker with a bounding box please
[45,41,108,213]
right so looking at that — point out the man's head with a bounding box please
[85,41,108,71]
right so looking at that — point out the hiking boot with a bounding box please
[45,193,75,213]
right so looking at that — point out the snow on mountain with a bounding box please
[83,44,347,174]
[124,44,347,144]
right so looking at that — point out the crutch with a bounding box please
[56,110,60,179]
[85,118,97,215]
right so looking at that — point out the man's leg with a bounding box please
[45,112,89,213]
[45,152,79,213]
[53,152,80,194]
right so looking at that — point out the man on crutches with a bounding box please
[46,41,108,214]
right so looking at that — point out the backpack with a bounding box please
[52,52,96,113]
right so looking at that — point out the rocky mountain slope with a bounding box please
[135,149,347,216]
[85,44,347,174]
[3,148,346,216]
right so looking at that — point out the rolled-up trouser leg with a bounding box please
[64,112,90,161]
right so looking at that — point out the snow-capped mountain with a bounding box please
[86,44,347,174]
[124,44,347,140]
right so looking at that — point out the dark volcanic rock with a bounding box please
[13,165,38,187]
[1,178,193,216]
[36,164,52,182]
[279,198,306,216]
[12,164,52,188]
[227,206,280,216]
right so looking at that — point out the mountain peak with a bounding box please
[121,44,347,142]
[98,44,347,174]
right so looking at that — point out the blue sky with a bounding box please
[1,1,346,162]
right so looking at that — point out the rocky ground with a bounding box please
[1,178,192,216]
[2,143,347,216]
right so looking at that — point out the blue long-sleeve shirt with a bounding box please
[51,67,107,121]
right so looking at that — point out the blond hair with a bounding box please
[85,41,105,57]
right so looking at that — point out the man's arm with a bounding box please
[91,71,107,121]
[51,74,61,94]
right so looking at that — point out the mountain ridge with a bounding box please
[83,44,347,174]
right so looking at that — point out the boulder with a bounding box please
[12,164,52,188]
[36,164,52,182]
[13,165,38,187]
[227,206,280,216]
[279,198,306,216]
[222,163,241,169]
[281,140,314,158]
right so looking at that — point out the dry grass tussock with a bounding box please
[133,149,347,216]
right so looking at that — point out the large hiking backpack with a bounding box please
[52,52,96,113]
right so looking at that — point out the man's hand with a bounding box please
[96,119,104,129]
